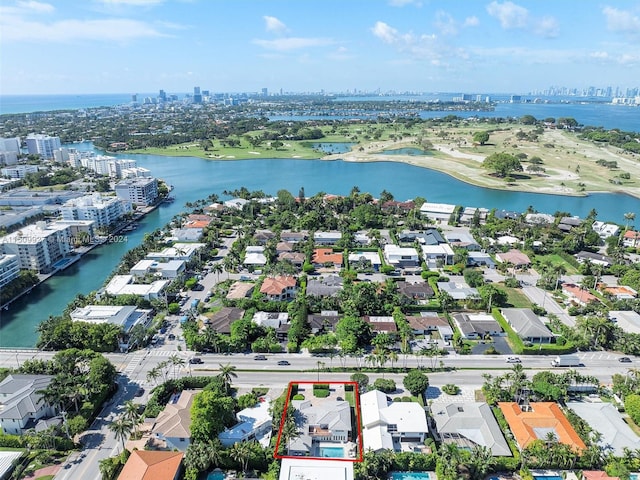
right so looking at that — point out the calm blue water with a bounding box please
[311,142,356,154]
[533,476,562,480]
[319,446,344,458]
[206,472,225,480]
[2,94,639,132]
[390,472,430,480]
[382,148,431,156]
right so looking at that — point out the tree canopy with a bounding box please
[482,152,523,177]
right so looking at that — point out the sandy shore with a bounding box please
[322,136,640,199]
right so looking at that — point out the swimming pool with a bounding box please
[207,471,225,480]
[390,472,430,480]
[319,446,345,458]
[533,476,562,480]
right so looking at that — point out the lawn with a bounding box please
[501,285,534,308]
[533,253,579,275]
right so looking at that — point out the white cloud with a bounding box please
[535,16,559,38]
[590,51,609,60]
[252,37,334,51]
[371,21,400,44]
[487,1,559,38]
[1,17,167,42]
[486,1,529,29]
[264,15,287,34]
[16,1,54,13]
[327,46,353,61]
[435,11,457,36]
[463,16,479,27]
[602,6,640,35]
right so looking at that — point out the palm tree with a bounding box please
[109,417,133,452]
[168,354,185,379]
[230,440,253,474]
[146,366,161,385]
[211,262,224,282]
[624,212,636,230]
[123,400,143,437]
[217,363,237,392]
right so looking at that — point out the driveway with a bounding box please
[471,336,513,355]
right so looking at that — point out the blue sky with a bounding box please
[1,0,639,95]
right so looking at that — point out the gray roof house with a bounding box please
[501,308,554,344]
[0,374,57,435]
[432,402,511,456]
[567,401,640,456]
[289,399,352,456]
[151,389,200,451]
[437,280,479,300]
[453,313,503,339]
[308,311,342,334]
[306,275,343,297]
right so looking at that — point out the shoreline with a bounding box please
[125,140,640,200]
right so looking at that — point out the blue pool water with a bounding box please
[391,472,430,480]
[629,476,638,480]
[207,472,225,480]
[319,446,345,458]
[534,476,562,480]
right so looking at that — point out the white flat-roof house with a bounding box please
[360,390,429,453]
[219,398,273,447]
[130,259,186,279]
[146,243,205,262]
[420,202,456,223]
[0,374,57,435]
[104,275,168,300]
[592,221,620,240]
[71,305,151,336]
[421,244,454,267]
[244,246,267,266]
[384,245,420,267]
[348,251,382,271]
[314,231,342,245]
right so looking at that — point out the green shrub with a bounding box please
[313,389,330,398]
[442,384,460,395]
[373,378,396,393]
[293,394,305,400]
[625,394,640,426]
[0,433,24,448]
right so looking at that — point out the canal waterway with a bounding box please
[1,146,640,348]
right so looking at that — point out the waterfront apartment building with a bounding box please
[0,254,20,288]
[60,193,132,229]
[0,165,38,179]
[115,177,159,206]
[0,137,21,165]
[25,134,61,159]
[0,221,73,273]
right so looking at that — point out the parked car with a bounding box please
[191,283,205,291]
[254,355,267,361]
[277,360,290,366]
[189,357,203,364]
[134,388,145,397]
[619,357,632,363]
[168,333,176,340]
[506,356,521,363]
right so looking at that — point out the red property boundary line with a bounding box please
[274,381,364,463]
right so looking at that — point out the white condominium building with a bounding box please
[0,221,73,273]
[115,177,159,206]
[60,193,132,229]
[25,134,61,159]
[0,254,20,288]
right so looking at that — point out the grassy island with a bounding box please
[128,120,640,199]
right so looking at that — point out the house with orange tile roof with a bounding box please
[498,402,586,452]
[495,249,531,268]
[603,285,638,300]
[117,450,183,480]
[312,248,343,268]
[582,471,620,480]
[562,283,598,306]
[623,230,640,248]
[259,276,297,301]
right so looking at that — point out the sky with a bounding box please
[1,0,640,95]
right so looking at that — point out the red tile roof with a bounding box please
[117,451,183,480]
[498,402,586,452]
[312,248,343,265]
[260,276,297,295]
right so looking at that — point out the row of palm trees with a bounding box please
[108,400,145,452]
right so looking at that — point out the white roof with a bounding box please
[384,245,418,256]
[105,275,168,297]
[279,459,354,480]
[0,451,22,479]
[609,310,640,334]
[420,202,456,214]
[348,251,381,265]
[421,244,455,255]
[360,390,428,452]
[219,398,272,444]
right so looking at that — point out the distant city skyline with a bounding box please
[1,0,640,95]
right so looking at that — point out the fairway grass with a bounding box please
[126,121,640,199]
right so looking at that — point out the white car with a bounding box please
[506,356,521,363]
